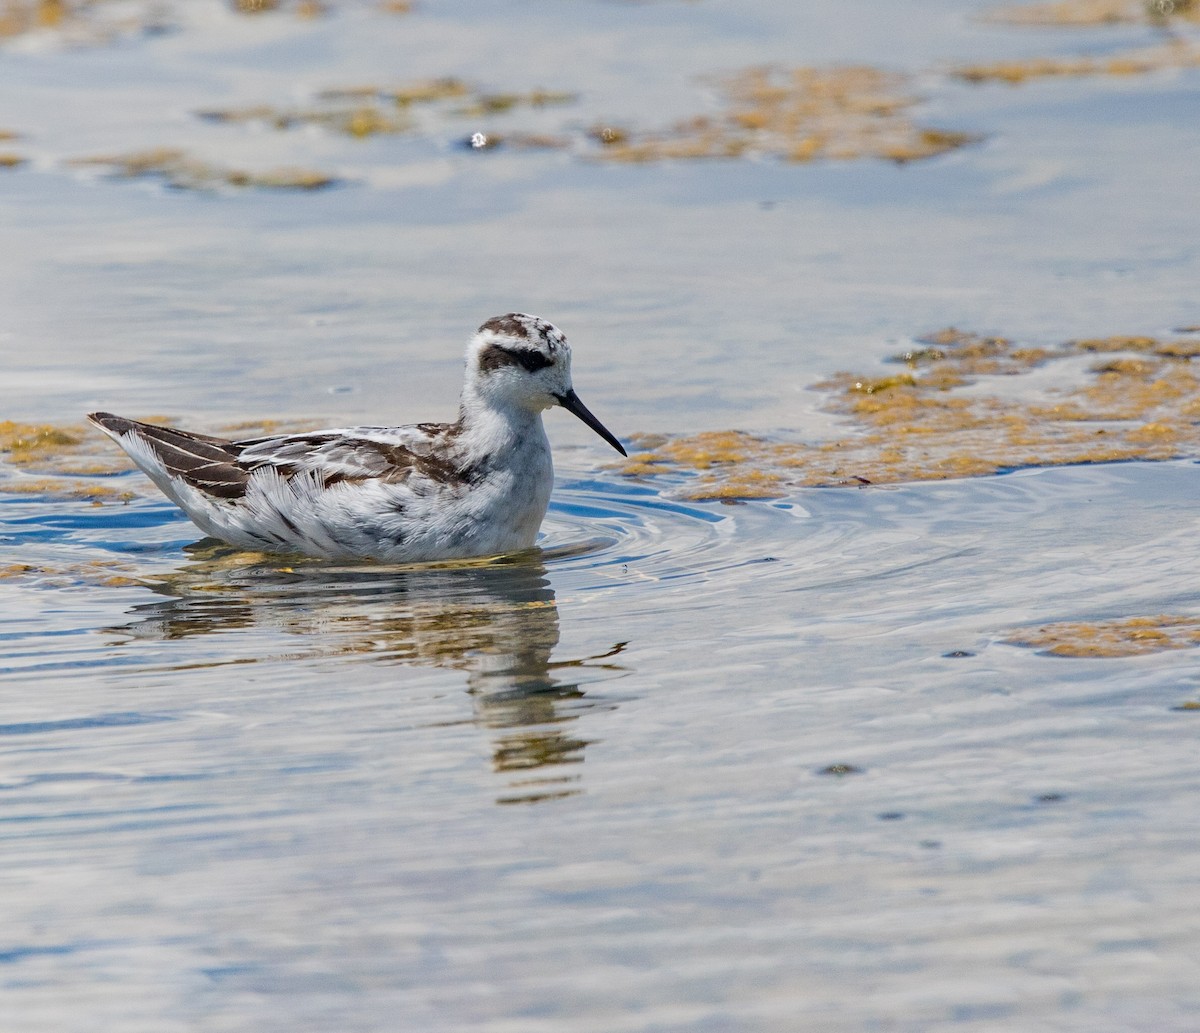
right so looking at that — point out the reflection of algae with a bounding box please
[1006,615,1200,657]
[596,66,978,165]
[954,39,1200,84]
[0,559,142,588]
[69,148,338,192]
[983,0,1200,25]
[0,478,133,501]
[620,328,1200,499]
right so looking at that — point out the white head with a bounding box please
[464,313,626,455]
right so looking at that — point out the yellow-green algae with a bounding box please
[0,420,85,465]
[982,0,1199,26]
[594,66,979,165]
[0,419,136,500]
[198,81,577,140]
[0,0,412,40]
[1005,615,1200,657]
[197,103,413,138]
[619,327,1200,499]
[0,130,24,168]
[69,148,338,192]
[0,0,69,37]
[953,39,1200,85]
[233,0,414,13]
[0,415,329,502]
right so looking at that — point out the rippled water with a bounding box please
[4,457,1200,1030]
[4,0,1200,1028]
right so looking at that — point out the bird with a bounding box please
[89,313,626,563]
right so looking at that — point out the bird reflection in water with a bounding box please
[107,543,627,804]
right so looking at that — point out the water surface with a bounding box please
[2,1,1200,1030]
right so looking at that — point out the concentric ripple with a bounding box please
[543,474,803,596]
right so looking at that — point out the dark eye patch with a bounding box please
[478,344,555,374]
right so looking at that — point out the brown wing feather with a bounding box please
[89,413,477,501]
[89,412,250,500]
[235,429,475,486]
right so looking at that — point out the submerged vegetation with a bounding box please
[1005,615,1200,656]
[982,0,1200,25]
[197,81,576,140]
[590,66,979,164]
[953,39,1200,84]
[0,417,312,502]
[0,0,411,42]
[0,419,133,501]
[5,0,1198,184]
[69,148,339,191]
[619,328,1200,499]
[0,128,23,168]
[195,66,975,164]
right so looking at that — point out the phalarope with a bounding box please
[89,313,626,562]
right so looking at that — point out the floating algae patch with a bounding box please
[0,130,24,168]
[200,81,576,141]
[953,39,1200,84]
[618,328,1200,498]
[0,0,101,39]
[231,0,413,15]
[453,88,577,117]
[0,0,412,42]
[982,0,1200,26]
[0,0,180,45]
[593,66,979,165]
[69,148,338,192]
[197,103,413,139]
[1,415,332,503]
[231,0,328,15]
[0,418,135,500]
[618,432,792,500]
[0,420,86,466]
[214,417,317,439]
[1005,615,1200,657]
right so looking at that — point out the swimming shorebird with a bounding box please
[89,313,626,562]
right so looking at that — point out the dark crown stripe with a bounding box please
[479,314,535,339]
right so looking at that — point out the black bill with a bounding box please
[555,389,627,456]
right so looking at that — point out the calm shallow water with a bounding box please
[2,0,1200,1030]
